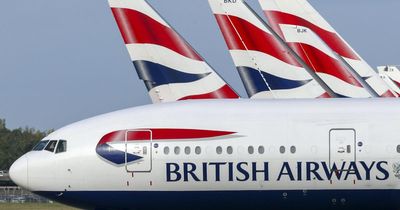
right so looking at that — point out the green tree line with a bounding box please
[0,119,50,170]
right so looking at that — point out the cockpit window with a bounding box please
[56,140,67,154]
[32,140,49,151]
[45,140,58,152]
[32,140,67,153]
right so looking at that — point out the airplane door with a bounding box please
[125,130,152,173]
[329,129,356,169]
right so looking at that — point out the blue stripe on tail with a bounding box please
[237,66,312,97]
[133,60,211,90]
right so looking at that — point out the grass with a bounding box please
[0,202,79,210]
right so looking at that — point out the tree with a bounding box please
[0,119,5,130]
[0,119,49,170]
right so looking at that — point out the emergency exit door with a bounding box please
[329,129,356,170]
[125,130,152,173]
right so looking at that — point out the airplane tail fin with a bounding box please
[259,0,397,98]
[108,0,239,103]
[378,66,400,95]
[208,0,330,99]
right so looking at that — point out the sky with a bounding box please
[0,0,399,131]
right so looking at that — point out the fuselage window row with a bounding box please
[162,145,297,156]
[163,146,202,155]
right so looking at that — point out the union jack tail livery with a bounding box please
[109,0,239,103]
[208,0,330,99]
[259,0,397,98]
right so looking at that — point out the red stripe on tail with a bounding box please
[318,92,331,98]
[111,8,202,61]
[179,85,239,100]
[287,42,362,87]
[215,14,301,67]
[265,11,360,60]
[380,90,397,98]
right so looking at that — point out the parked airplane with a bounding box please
[109,0,239,103]
[209,0,334,99]
[259,0,397,98]
[9,99,400,210]
[8,1,400,210]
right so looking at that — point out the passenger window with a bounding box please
[248,146,254,154]
[174,147,180,155]
[55,140,67,154]
[164,147,170,155]
[32,140,49,151]
[258,146,265,154]
[216,146,223,155]
[280,146,286,154]
[185,147,191,155]
[195,146,201,155]
[227,146,233,155]
[290,146,296,154]
[45,140,58,153]
[397,145,400,153]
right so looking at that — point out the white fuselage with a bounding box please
[10,99,400,210]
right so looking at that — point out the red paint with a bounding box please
[287,42,362,87]
[98,130,125,145]
[317,92,331,98]
[111,8,202,61]
[179,85,239,100]
[390,79,400,90]
[215,14,302,67]
[380,90,397,98]
[258,11,362,88]
[265,11,360,60]
[100,129,236,144]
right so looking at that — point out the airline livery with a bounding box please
[9,99,400,210]
[8,0,400,210]
[260,0,397,98]
[109,0,239,103]
[209,0,333,99]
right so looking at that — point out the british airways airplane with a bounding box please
[9,99,400,210]
[8,1,400,210]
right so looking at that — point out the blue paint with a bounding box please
[237,66,311,97]
[96,144,142,165]
[35,190,400,210]
[133,60,211,90]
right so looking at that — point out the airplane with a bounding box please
[8,1,400,210]
[209,0,334,99]
[259,0,397,98]
[378,66,400,95]
[109,0,239,103]
[9,98,400,210]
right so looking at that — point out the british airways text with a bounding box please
[166,161,389,182]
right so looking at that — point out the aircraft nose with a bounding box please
[9,157,28,189]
